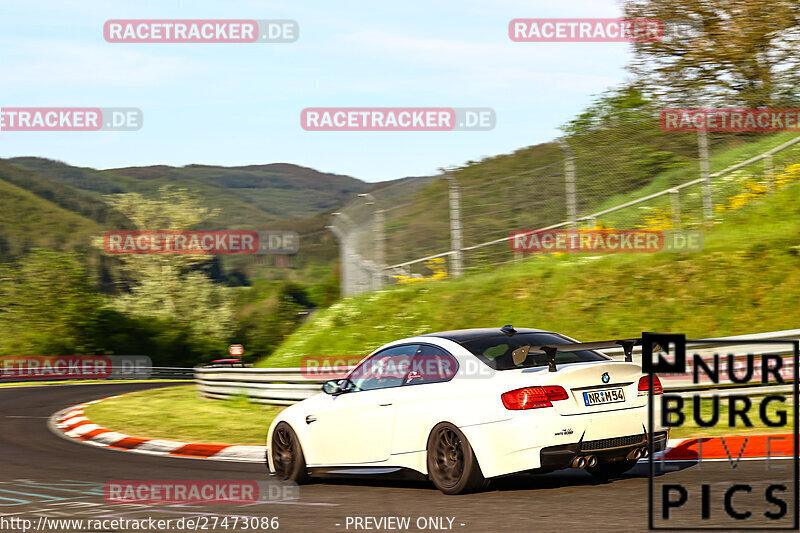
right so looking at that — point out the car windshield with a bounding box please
[460,332,611,371]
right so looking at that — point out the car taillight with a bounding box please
[501,385,568,410]
[638,375,663,395]
[543,385,569,401]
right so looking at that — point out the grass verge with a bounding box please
[83,385,284,446]
[80,386,790,445]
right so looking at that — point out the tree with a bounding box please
[624,0,800,107]
[95,187,234,354]
[560,87,695,209]
[233,281,312,360]
[0,249,102,354]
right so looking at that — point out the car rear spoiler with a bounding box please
[527,338,642,372]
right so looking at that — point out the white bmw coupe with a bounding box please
[266,326,667,494]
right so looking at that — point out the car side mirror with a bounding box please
[322,379,339,395]
[323,379,354,395]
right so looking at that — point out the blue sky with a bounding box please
[0,0,634,182]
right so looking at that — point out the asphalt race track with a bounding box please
[1,383,796,532]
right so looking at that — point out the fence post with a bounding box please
[329,212,357,296]
[697,129,712,223]
[357,193,385,290]
[764,152,774,191]
[445,172,463,276]
[670,189,681,229]
[557,138,578,225]
[374,208,386,289]
[327,223,348,297]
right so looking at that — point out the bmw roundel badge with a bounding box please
[601,372,610,384]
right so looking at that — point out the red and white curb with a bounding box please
[659,434,793,461]
[50,395,792,465]
[49,396,266,463]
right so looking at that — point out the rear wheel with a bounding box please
[270,422,308,483]
[586,459,637,479]
[426,423,488,494]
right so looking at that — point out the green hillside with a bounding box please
[373,92,800,268]
[1,157,374,287]
[0,162,106,259]
[8,157,369,225]
[262,180,800,366]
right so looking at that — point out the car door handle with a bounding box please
[379,403,393,407]
[305,415,317,424]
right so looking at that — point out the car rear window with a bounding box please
[460,333,611,370]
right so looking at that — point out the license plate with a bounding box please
[583,388,625,406]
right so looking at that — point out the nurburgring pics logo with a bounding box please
[509,229,703,253]
[661,109,800,132]
[644,333,799,530]
[300,108,495,131]
[0,108,142,131]
[509,18,663,42]
[104,20,298,43]
[103,230,299,255]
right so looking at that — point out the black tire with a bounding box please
[270,422,308,483]
[426,423,488,494]
[586,459,637,479]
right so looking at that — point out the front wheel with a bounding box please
[270,422,308,483]
[586,459,637,479]
[426,423,488,494]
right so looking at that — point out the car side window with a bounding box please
[405,345,458,386]
[348,344,419,391]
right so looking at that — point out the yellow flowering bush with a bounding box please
[717,163,800,213]
[638,207,674,231]
[393,257,448,284]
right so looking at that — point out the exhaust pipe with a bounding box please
[585,455,598,468]
[640,446,649,458]
[570,456,587,469]
[626,448,643,461]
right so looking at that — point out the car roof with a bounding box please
[419,327,554,343]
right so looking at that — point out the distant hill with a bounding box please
[0,162,110,288]
[8,157,370,225]
[0,158,383,289]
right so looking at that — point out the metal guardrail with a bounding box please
[194,330,800,405]
[147,367,195,379]
[194,367,335,405]
[0,366,194,383]
[602,329,800,360]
